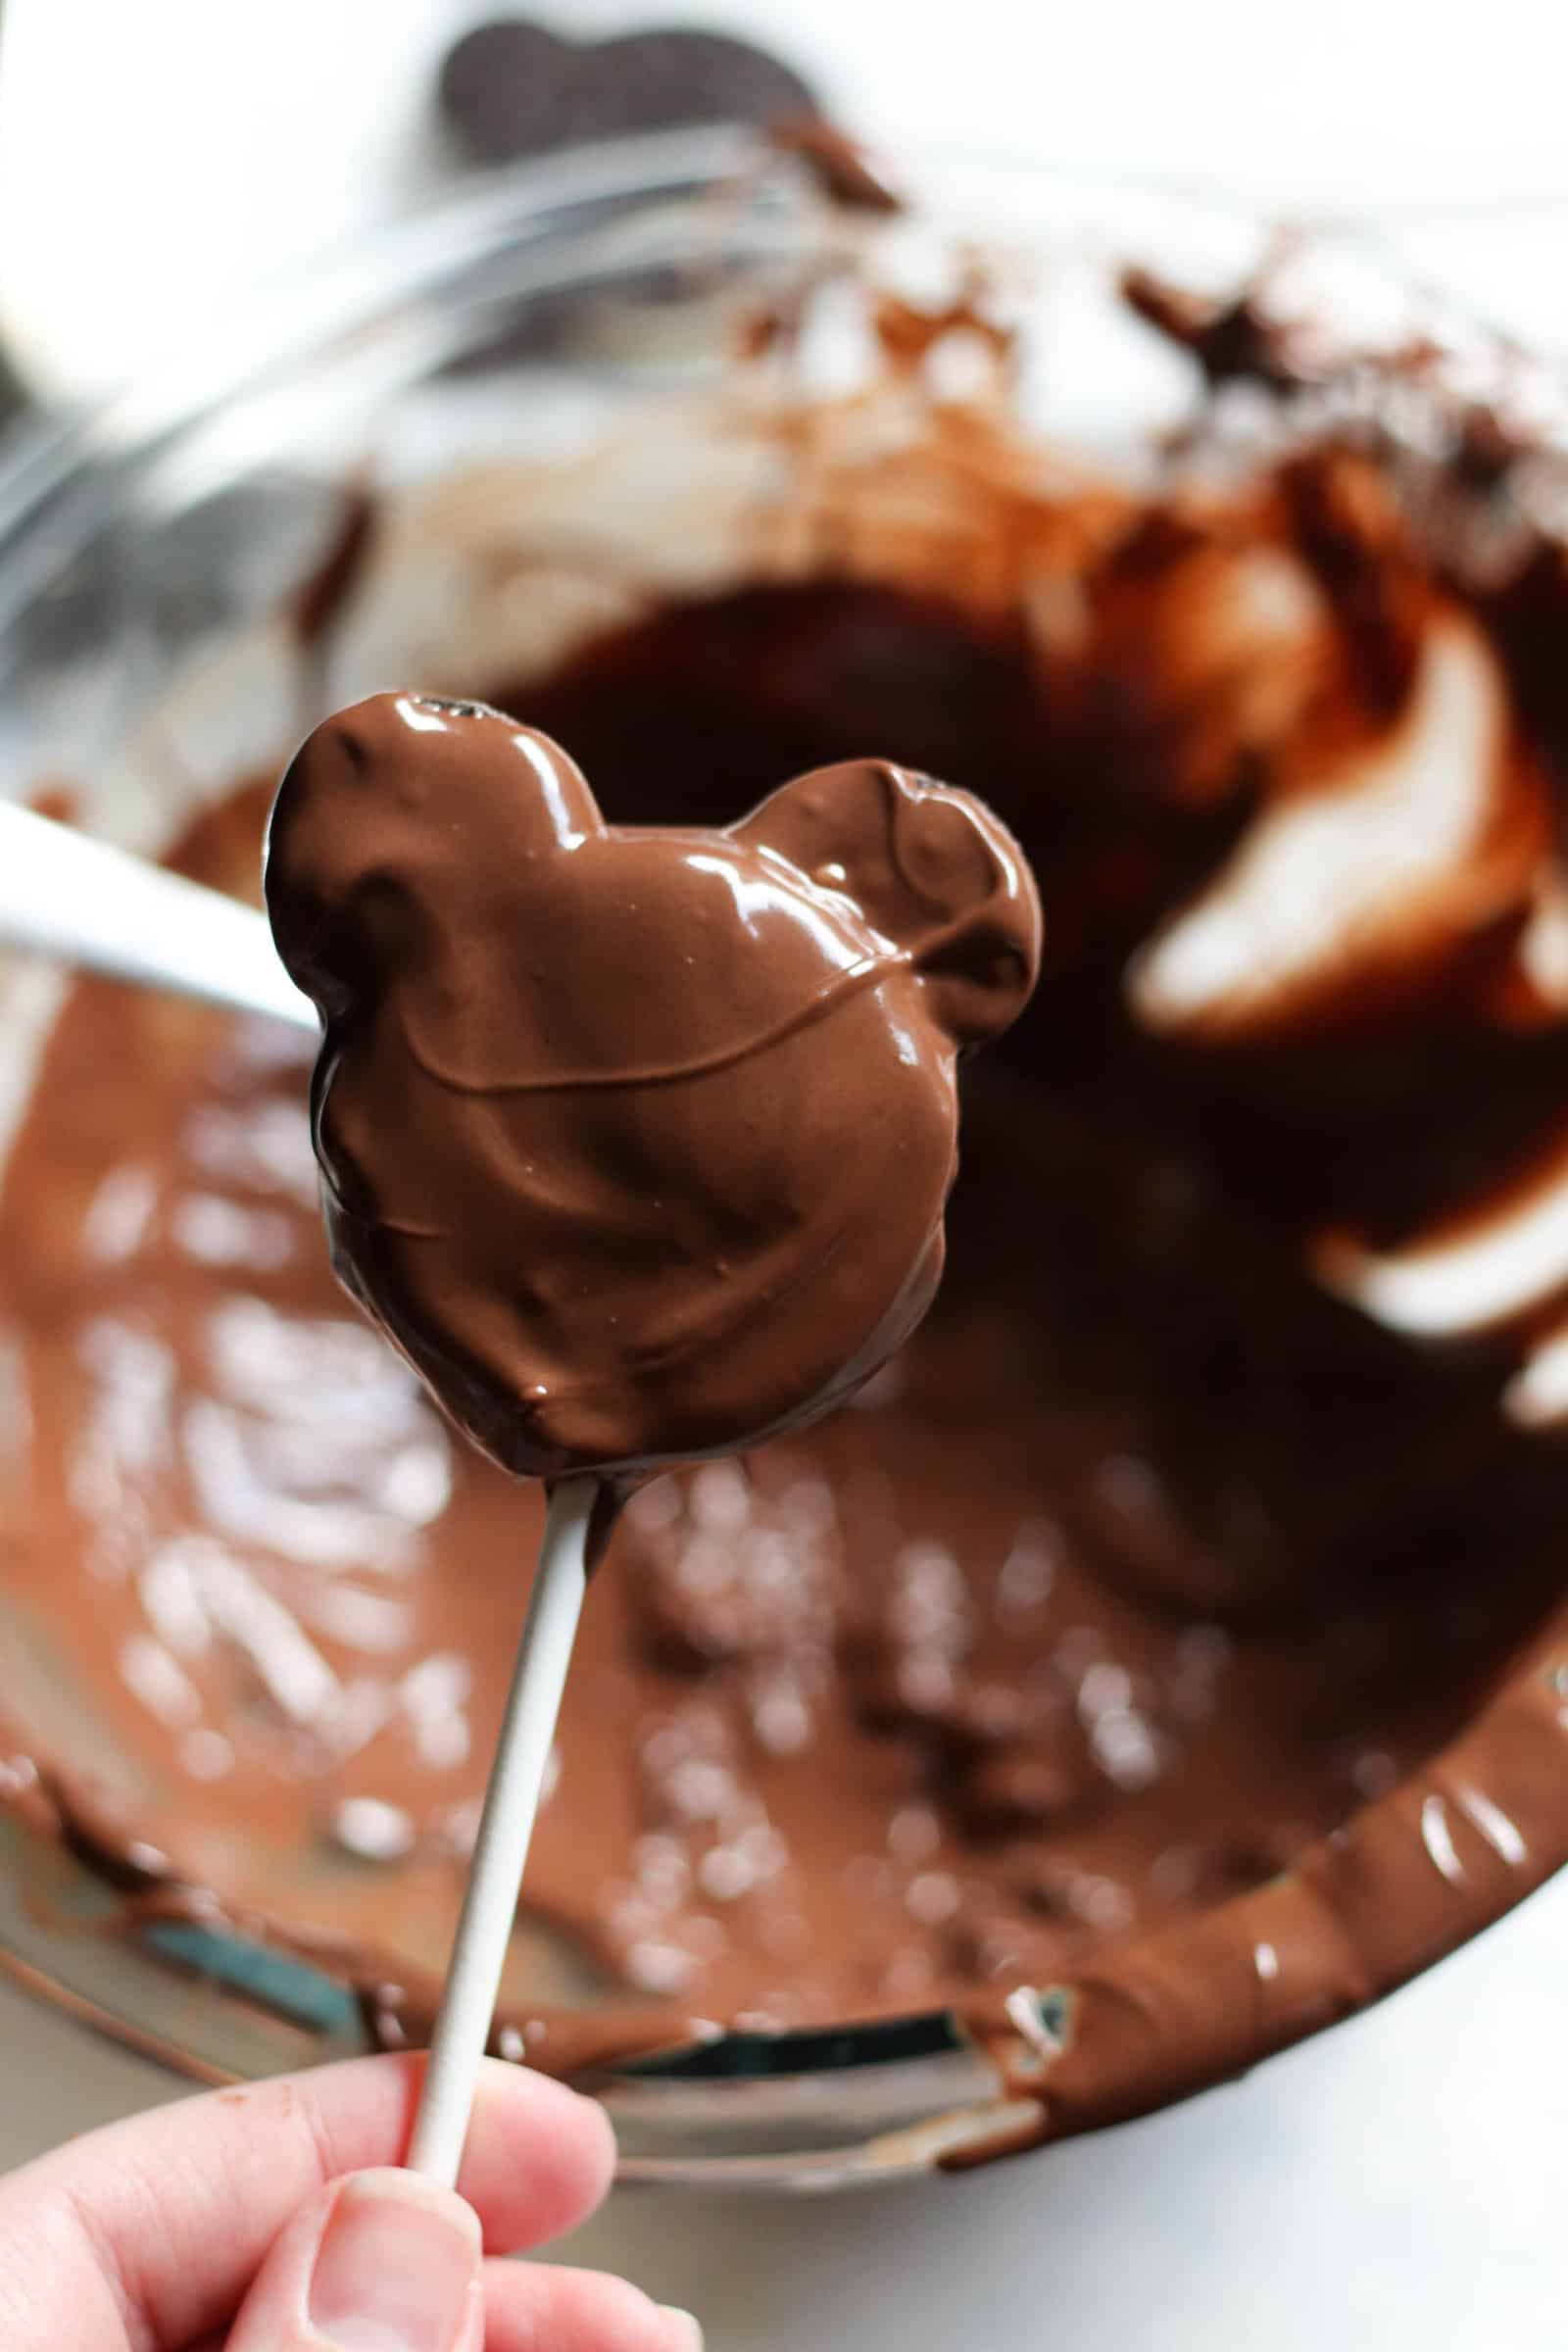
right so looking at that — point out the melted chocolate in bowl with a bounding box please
[5,227,1568,2155]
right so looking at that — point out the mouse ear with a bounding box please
[734,759,1041,1047]
[266,695,602,1013]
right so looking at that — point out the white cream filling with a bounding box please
[1129,612,1513,1034]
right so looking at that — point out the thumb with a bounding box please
[226,2167,483,2352]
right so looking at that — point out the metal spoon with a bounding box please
[0,799,316,1030]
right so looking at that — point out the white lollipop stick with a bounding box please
[406,1476,599,2187]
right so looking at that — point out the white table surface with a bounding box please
[2,5,1567,2343]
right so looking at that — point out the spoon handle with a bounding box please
[0,800,317,1031]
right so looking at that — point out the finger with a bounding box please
[483,2258,704,2352]
[186,2250,707,2352]
[1,2052,613,2351]
[182,2210,704,2352]
[225,2167,483,2352]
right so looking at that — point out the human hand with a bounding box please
[0,2048,700,2350]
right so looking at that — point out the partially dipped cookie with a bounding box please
[266,693,1041,1480]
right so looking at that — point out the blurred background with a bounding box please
[6,0,1568,400]
[3,4,1568,2346]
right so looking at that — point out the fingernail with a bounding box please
[308,2171,480,2352]
[661,2306,705,2350]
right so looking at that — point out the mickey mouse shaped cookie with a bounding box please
[266,694,1041,1482]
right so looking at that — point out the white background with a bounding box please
[7,0,1568,389]
[2,4,1568,2344]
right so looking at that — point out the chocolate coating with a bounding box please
[265,695,1041,1480]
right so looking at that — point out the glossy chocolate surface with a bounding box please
[266,697,1038,1481]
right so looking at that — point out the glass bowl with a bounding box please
[1,130,1565,2191]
